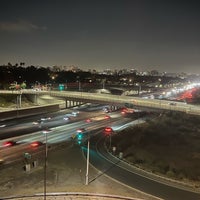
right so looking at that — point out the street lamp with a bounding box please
[42,128,51,200]
[79,80,81,91]
[76,76,81,91]
[102,79,105,89]
[85,135,90,185]
[76,129,90,185]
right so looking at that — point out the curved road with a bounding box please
[86,135,200,200]
[1,106,200,200]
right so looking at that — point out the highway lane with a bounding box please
[4,105,195,199]
[0,107,111,139]
[0,110,122,144]
[2,107,199,199]
[87,135,200,200]
[0,110,131,164]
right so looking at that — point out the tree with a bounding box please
[21,82,26,89]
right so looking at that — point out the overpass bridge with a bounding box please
[1,89,200,115]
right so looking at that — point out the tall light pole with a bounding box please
[76,76,81,91]
[79,81,81,91]
[42,129,50,200]
[85,134,90,185]
[138,84,141,97]
[102,79,105,89]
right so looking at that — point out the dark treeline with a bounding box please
[0,63,185,90]
[0,64,98,89]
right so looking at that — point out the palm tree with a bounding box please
[20,62,25,67]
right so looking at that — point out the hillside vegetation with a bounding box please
[0,95,34,108]
[111,111,200,184]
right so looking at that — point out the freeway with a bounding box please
[86,135,200,200]
[1,89,200,115]
[0,108,130,165]
[0,106,111,139]
[1,104,200,199]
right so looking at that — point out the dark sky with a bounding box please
[0,0,200,73]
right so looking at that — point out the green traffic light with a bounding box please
[78,140,82,145]
[77,133,83,140]
[59,84,64,91]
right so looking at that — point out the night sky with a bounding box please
[1,0,200,73]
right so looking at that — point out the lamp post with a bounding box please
[76,76,81,91]
[138,84,141,97]
[85,132,90,185]
[102,79,105,89]
[109,133,112,150]
[42,129,50,200]
[79,81,81,91]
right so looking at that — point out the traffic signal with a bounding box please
[77,140,82,145]
[77,133,83,140]
[76,128,86,145]
[77,132,83,145]
[59,84,64,91]
[23,152,31,159]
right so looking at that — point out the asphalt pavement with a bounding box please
[88,135,200,200]
[0,142,158,200]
